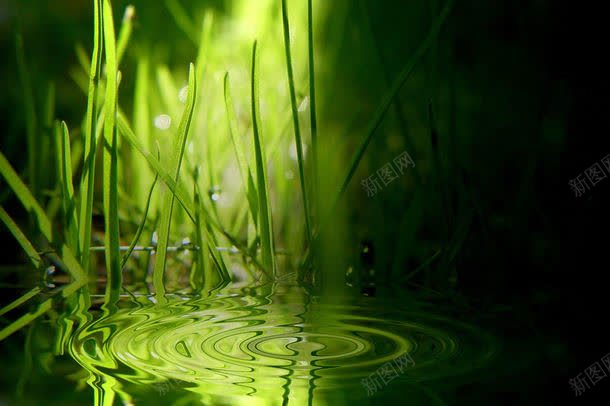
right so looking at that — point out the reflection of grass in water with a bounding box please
[64,290,496,405]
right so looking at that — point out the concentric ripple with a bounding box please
[68,292,497,404]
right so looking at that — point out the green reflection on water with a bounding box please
[65,284,497,405]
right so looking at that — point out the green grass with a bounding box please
[0,0,463,342]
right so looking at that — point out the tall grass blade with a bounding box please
[281,0,312,246]
[102,0,122,297]
[250,41,276,275]
[153,63,198,297]
[79,0,104,273]
[0,206,41,269]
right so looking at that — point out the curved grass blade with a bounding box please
[281,0,312,246]
[102,0,122,297]
[251,41,276,276]
[79,0,104,273]
[0,206,41,269]
[153,63,198,297]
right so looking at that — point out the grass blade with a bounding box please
[281,0,312,246]
[121,169,158,269]
[0,279,86,342]
[79,0,104,273]
[102,0,122,297]
[0,287,41,318]
[0,206,41,269]
[117,5,135,65]
[251,41,276,275]
[55,121,79,253]
[224,72,258,225]
[307,0,319,224]
[153,63,198,297]
[15,33,38,198]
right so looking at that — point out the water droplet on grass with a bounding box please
[154,114,171,130]
[178,86,188,103]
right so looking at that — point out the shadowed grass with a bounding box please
[301,0,455,271]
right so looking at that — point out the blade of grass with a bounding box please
[55,121,79,254]
[121,165,159,269]
[153,63,198,297]
[117,5,135,65]
[15,33,38,198]
[102,0,122,297]
[0,287,41,318]
[195,10,214,83]
[251,41,276,276]
[281,0,312,246]
[0,279,86,342]
[190,167,207,292]
[0,206,41,269]
[79,0,104,273]
[224,72,259,225]
[165,0,198,44]
[307,0,319,226]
